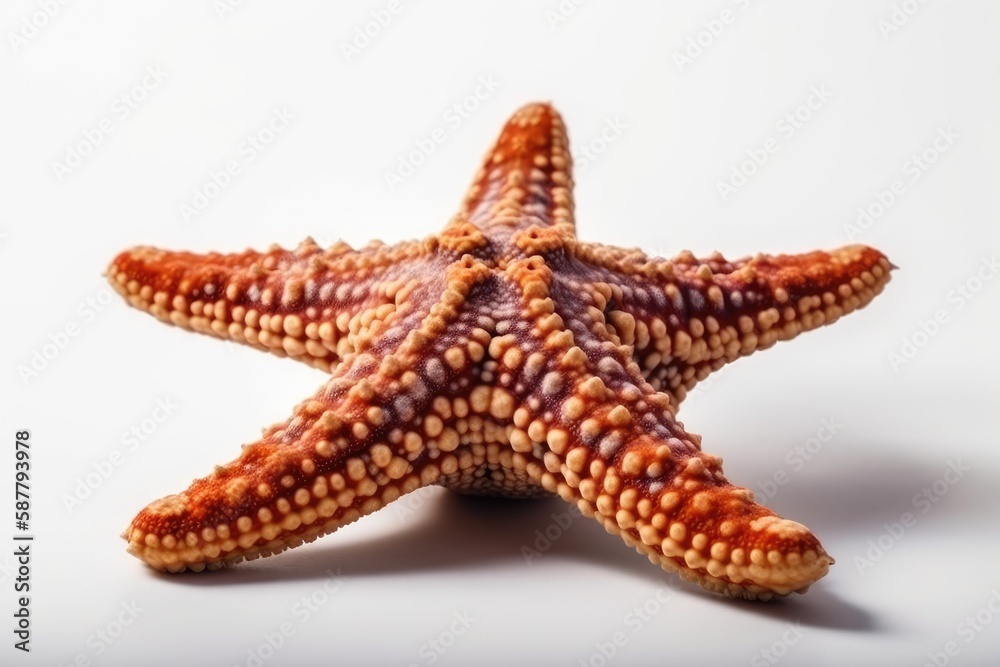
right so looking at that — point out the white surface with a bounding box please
[2,1,999,665]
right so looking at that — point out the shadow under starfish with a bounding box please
[108,102,893,600]
[163,493,881,632]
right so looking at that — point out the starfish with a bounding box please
[108,102,892,600]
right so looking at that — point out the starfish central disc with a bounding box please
[108,102,892,600]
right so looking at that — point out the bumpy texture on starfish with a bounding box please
[108,102,892,600]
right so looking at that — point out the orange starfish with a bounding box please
[108,102,892,599]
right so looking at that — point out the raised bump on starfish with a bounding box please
[109,102,892,599]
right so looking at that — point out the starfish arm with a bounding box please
[574,242,893,404]
[542,383,831,599]
[121,265,492,571]
[107,237,439,372]
[122,371,426,572]
[506,276,833,598]
[451,102,576,238]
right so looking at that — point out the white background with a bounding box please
[2,1,999,665]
